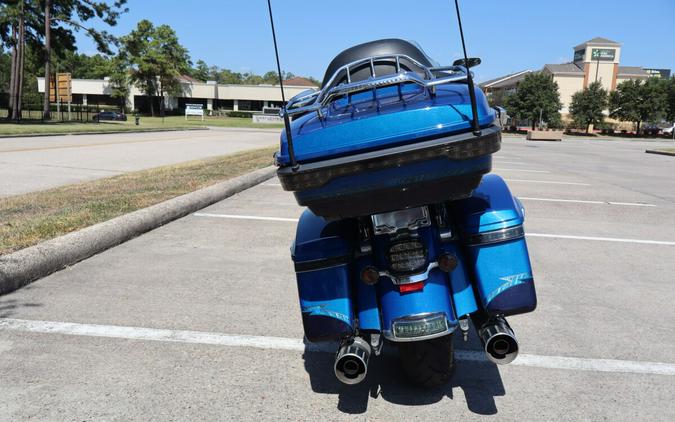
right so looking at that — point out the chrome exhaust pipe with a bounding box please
[334,336,371,385]
[477,316,519,365]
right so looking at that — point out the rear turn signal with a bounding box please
[360,266,380,285]
[438,253,458,272]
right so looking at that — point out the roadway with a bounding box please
[0,127,278,197]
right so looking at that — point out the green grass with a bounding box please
[140,115,285,129]
[0,146,276,255]
[0,115,284,136]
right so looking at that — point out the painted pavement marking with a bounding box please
[1,318,673,377]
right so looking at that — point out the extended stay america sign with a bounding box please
[591,48,616,61]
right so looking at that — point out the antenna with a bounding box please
[266,0,298,169]
[453,0,481,136]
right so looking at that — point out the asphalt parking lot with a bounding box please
[0,127,277,197]
[1,136,674,420]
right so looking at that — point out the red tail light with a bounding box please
[399,281,424,293]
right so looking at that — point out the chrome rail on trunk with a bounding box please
[282,54,471,119]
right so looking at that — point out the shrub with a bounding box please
[226,111,254,118]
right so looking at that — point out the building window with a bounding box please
[215,99,234,110]
[237,100,263,111]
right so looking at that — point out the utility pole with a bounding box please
[43,0,51,120]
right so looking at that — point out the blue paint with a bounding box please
[440,241,479,318]
[292,211,356,341]
[300,297,353,325]
[454,174,525,233]
[454,174,537,316]
[277,84,495,165]
[377,269,457,334]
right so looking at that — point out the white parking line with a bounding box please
[519,197,655,207]
[504,179,590,186]
[493,168,550,173]
[192,213,675,246]
[527,233,675,246]
[492,160,525,165]
[1,318,673,376]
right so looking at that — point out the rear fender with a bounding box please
[378,269,457,341]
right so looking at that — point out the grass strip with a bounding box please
[0,116,283,136]
[0,146,276,255]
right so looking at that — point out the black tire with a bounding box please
[398,335,455,388]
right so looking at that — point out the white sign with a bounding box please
[185,103,204,120]
[252,114,283,124]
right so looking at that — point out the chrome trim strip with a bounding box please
[379,262,438,285]
[466,225,524,246]
[383,312,457,342]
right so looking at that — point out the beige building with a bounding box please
[481,37,664,115]
[37,75,317,114]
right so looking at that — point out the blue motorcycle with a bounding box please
[274,39,536,387]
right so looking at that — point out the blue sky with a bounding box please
[74,0,675,83]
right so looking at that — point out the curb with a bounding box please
[0,127,209,139]
[0,165,277,295]
[645,149,675,157]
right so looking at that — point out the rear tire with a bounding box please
[398,335,454,387]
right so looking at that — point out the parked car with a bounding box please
[662,123,675,136]
[642,124,661,136]
[92,111,127,121]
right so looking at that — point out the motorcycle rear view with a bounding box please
[267,0,537,387]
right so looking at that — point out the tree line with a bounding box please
[495,72,675,134]
[0,1,317,119]
[1,0,128,120]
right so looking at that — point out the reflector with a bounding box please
[399,281,425,293]
[360,266,380,285]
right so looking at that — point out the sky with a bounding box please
[74,0,675,83]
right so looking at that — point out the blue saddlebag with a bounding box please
[454,174,537,316]
[291,210,356,342]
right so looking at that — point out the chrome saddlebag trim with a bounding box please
[465,225,524,246]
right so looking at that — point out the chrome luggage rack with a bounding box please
[282,54,471,119]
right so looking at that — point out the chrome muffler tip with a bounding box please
[334,336,371,385]
[478,316,519,365]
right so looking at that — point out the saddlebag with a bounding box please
[291,210,357,342]
[454,174,537,316]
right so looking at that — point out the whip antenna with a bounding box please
[454,0,481,135]
[267,0,297,169]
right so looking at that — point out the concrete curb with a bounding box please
[0,127,208,139]
[0,165,277,295]
[645,149,675,157]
